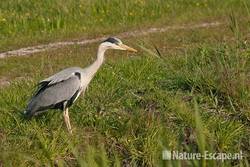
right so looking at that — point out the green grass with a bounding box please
[1,35,250,166]
[1,0,250,166]
[0,0,249,51]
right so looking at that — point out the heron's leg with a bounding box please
[63,108,72,134]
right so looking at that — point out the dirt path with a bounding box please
[0,21,224,87]
[0,21,222,59]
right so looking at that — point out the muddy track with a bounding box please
[0,21,222,59]
[0,21,223,87]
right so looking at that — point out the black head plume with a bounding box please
[102,37,121,45]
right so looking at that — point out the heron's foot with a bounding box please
[68,127,73,134]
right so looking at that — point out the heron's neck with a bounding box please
[86,46,106,77]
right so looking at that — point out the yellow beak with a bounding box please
[120,44,137,52]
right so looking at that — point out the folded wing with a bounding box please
[24,68,83,117]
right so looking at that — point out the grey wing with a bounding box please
[25,73,82,116]
[40,67,82,86]
[35,67,82,96]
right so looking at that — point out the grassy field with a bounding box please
[1,0,250,166]
[0,0,249,51]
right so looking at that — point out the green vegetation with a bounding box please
[0,0,250,166]
[0,0,249,51]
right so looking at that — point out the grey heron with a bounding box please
[24,37,137,134]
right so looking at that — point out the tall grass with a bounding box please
[1,1,250,166]
[0,38,249,166]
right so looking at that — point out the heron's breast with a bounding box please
[81,75,94,87]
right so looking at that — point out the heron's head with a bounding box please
[100,37,137,52]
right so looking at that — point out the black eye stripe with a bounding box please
[103,37,120,45]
